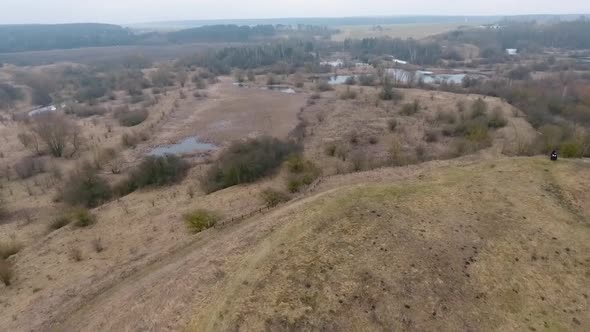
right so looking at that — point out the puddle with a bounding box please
[328,75,356,85]
[148,137,217,156]
[388,69,470,85]
[261,86,296,94]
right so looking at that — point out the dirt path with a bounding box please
[50,188,338,331]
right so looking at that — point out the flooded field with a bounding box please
[148,137,217,156]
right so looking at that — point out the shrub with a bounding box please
[424,130,439,143]
[69,247,83,262]
[387,119,398,132]
[115,155,190,196]
[49,216,71,231]
[340,86,357,100]
[0,258,13,286]
[92,237,104,253]
[325,143,337,157]
[61,168,112,208]
[73,208,97,227]
[116,109,148,127]
[349,132,359,145]
[471,98,488,119]
[315,80,333,92]
[285,155,321,193]
[121,132,142,148]
[400,100,420,115]
[350,151,367,172]
[560,141,582,158]
[368,136,379,145]
[344,76,356,85]
[0,241,22,259]
[358,74,376,86]
[14,156,45,179]
[202,137,301,193]
[184,209,219,233]
[260,189,290,208]
[65,104,107,118]
[488,107,508,128]
[379,80,403,101]
[466,121,491,143]
[436,110,456,124]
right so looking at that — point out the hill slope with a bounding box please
[45,157,589,331]
[190,157,589,331]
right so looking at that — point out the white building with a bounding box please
[506,49,518,56]
[320,59,344,68]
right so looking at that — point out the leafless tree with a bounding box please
[30,114,83,158]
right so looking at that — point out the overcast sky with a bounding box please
[2,0,589,24]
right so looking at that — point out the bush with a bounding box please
[488,107,508,128]
[260,189,290,208]
[116,109,149,127]
[340,86,357,100]
[560,141,582,158]
[436,110,456,124]
[400,100,420,115]
[202,137,301,193]
[115,155,190,196]
[69,247,83,261]
[184,209,219,233]
[121,132,141,148]
[0,258,13,286]
[0,241,22,259]
[65,104,107,118]
[73,208,96,227]
[387,119,398,132]
[379,80,403,101]
[49,216,71,231]
[424,130,439,143]
[471,98,488,119]
[315,80,333,92]
[325,143,337,156]
[61,168,112,208]
[14,156,45,179]
[344,76,357,85]
[285,155,321,193]
[358,74,376,86]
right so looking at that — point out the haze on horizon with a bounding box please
[1,0,590,25]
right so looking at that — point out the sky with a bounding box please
[1,0,589,24]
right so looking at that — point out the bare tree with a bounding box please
[30,114,82,158]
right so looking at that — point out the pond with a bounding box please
[261,86,296,94]
[148,137,217,156]
[388,68,467,85]
[328,75,355,85]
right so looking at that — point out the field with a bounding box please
[1,19,590,330]
[332,23,468,41]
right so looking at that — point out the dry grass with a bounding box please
[191,158,590,331]
[0,258,13,286]
[0,240,22,259]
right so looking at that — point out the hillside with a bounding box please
[8,157,584,331]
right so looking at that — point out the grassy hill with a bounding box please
[190,157,589,331]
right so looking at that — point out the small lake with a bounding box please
[148,137,217,156]
[328,75,355,85]
[388,68,467,85]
